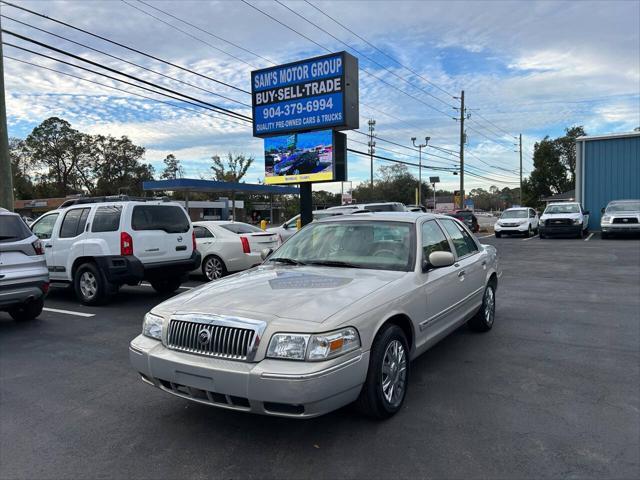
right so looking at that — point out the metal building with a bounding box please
[575,131,640,229]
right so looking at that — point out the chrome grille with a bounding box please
[165,315,263,361]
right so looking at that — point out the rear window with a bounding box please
[131,205,190,233]
[0,215,32,243]
[92,206,122,232]
[220,223,263,234]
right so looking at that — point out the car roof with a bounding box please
[547,202,579,206]
[316,211,443,223]
[607,199,639,203]
[504,207,528,210]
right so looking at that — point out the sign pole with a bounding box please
[300,182,313,226]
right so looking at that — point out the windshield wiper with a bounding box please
[269,257,306,266]
[306,260,362,268]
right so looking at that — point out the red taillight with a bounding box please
[41,282,50,294]
[192,230,197,251]
[240,236,251,254]
[32,240,44,255]
[120,232,133,256]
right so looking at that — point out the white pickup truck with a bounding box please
[539,202,590,239]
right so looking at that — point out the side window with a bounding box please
[286,217,299,229]
[440,219,478,258]
[421,221,452,260]
[60,208,89,238]
[92,206,122,232]
[194,226,214,239]
[31,214,59,240]
[529,209,535,218]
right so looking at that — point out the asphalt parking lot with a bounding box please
[1,233,639,479]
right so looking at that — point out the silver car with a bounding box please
[0,209,49,321]
[130,213,500,419]
[600,199,640,238]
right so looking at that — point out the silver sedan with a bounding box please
[130,212,500,419]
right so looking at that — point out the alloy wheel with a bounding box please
[205,257,223,280]
[80,271,97,299]
[484,287,495,326]
[381,340,407,407]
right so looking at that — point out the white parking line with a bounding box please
[522,234,539,241]
[139,282,193,290]
[43,307,95,318]
[585,233,594,241]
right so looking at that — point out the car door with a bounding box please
[30,212,60,274]
[439,218,486,321]
[194,225,217,255]
[416,220,462,345]
[54,207,90,278]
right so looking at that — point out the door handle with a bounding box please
[458,270,466,277]
[45,244,53,248]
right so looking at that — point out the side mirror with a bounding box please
[260,248,273,260]
[424,251,455,271]
[600,207,605,215]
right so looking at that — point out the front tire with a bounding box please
[468,283,496,332]
[495,232,502,238]
[355,324,409,419]
[202,255,226,281]
[9,298,44,321]
[526,225,532,237]
[74,262,109,305]
[150,277,182,294]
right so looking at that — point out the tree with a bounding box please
[211,153,253,182]
[160,154,184,180]
[9,138,34,199]
[24,117,89,196]
[555,126,586,184]
[352,163,430,205]
[522,136,571,208]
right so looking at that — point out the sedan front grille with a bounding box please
[166,319,256,360]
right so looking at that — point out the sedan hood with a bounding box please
[153,265,405,323]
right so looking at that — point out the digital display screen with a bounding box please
[264,130,334,184]
[251,52,358,137]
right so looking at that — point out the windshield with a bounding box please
[606,201,640,213]
[544,204,580,214]
[269,220,415,271]
[220,222,263,234]
[501,210,527,219]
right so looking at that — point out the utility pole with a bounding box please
[456,90,465,210]
[519,133,523,205]
[411,136,430,206]
[368,119,376,191]
[0,26,15,211]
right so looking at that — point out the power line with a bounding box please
[2,41,253,124]
[274,0,454,110]
[1,29,252,122]
[0,1,251,95]
[136,0,276,65]
[347,148,457,172]
[242,0,456,120]
[3,55,252,128]
[0,14,252,108]
[469,110,517,139]
[120,0,259,69]
[303,0,455,99]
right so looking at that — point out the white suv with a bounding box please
[494,207,539,237]
[30,197,201,305]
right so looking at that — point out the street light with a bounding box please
[411,136,430,206]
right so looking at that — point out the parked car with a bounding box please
[0,209,49,321]
[448,210,479,233]
[193,221,279,281]
[600,200,640,238]
[267,209,345,242]
[326,202,407,213]
[29,196,201,305]
[494,207,539,237]
[406,204,427,212]
[539,202,589,239]
[130,212,500,419]
[21,216,35,227]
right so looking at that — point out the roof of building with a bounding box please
[576,131,640,142]
[541,189,576,202]
[143,178,299,194]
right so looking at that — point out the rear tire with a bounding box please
[355,324,409,419]
[539,232,545,239]
[150,277,182,295]
[468,284,496,332]
[202,255,227,281]
[74,262,109,305]
[8,298,44,321]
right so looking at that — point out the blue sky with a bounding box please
[3,0,639,193]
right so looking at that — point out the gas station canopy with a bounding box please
[143,178,299,195]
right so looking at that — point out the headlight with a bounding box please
[142,312,164,340]
[601,215,611,223]
[573,218,581,225]
[267,327,361,361]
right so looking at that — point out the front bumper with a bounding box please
[601,224,640,233]
[495,223,529,233]
[129,334,369,418]
[539,223,582,236]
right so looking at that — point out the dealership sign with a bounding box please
[251,51,359,137]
